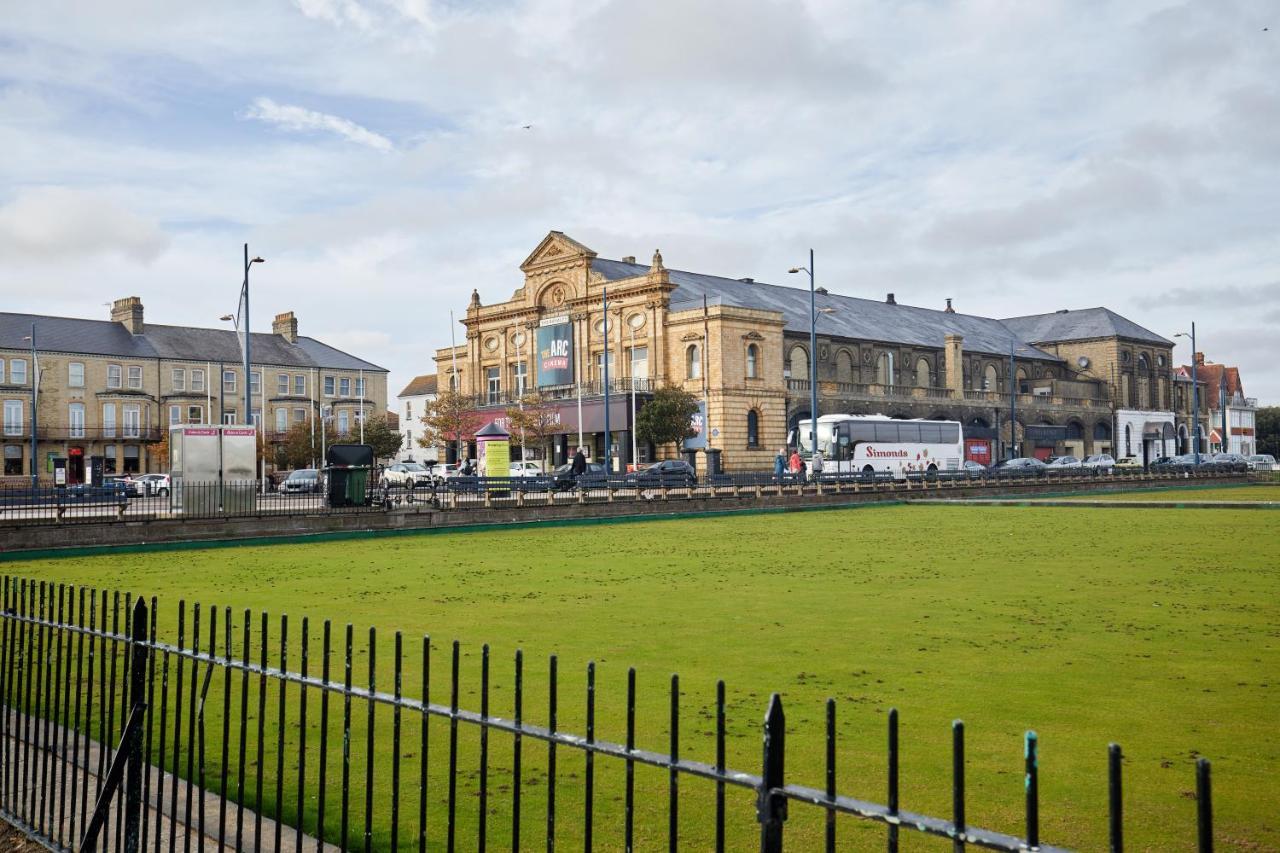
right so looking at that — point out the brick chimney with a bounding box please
[1194,352,1205,366]
[944,298,955,313]
[273,311,299,343]
[110,297,144,335]
[886,293,896,305]
[622,256,636,264]
[944,334,964,393]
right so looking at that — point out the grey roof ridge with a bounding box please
[294,336,388,372]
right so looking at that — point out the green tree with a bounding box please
[275,420,338,470]
[505,392,560,462]
[1256,406,1280,457]
[417,390,483,460]
[635,385,700,448]
[358,414,404,461]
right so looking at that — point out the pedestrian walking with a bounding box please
[811,449,824,481]
[774,447,786,480]
[789,448,802,474]
[571,446,588,476]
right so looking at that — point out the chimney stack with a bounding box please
[273,311,299,344]
[1195,352,1205,366]
[622,256,636,264]
[944,298,954,313]
[886,293,896,305]
[944,334,964,394]
[110,297,144,335]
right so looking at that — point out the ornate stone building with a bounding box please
[437,231,1185,471]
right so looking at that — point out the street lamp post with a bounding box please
[788,249,818,456]
[22,324,37,490]
[1174,324,1199,465]
[602,287,611,472]
[630,324,639,470]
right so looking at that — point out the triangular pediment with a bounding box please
[520,230,597,272]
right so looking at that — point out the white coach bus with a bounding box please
[792,414,964,479]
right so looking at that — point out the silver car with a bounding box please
[1046,455,1082,469]
[1081,454,1115,470]
[1247,454,1276,471]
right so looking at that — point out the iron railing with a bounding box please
[0,578,1220,852]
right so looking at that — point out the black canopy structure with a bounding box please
[326,444,374,468]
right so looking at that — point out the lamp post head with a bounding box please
[250,257,265,265]
[219,315,234,322]
[788,267,806,275]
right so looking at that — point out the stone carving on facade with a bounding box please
[650,249,664,272]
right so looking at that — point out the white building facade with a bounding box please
[1114,409,1177,463]
[395,374,437,462]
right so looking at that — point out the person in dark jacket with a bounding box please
[571,447,587,476]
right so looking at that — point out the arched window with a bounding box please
[875,352,891,385]
[788,345,808,380]
[915,358,931,388]
[836,350,855,384]
[449,373,459,391]
[984,364,998,391]
[687,344,701,380]
[1094,421,1111,441]
[746,344,759,379]
[746,410,760,447]
[1137,353,1149,371]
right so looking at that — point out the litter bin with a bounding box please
[326,444,375,507]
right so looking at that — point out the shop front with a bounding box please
[462,396,642,470]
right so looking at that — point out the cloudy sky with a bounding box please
[1,0,1276,403]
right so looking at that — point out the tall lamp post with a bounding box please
[22,325,37,489]
[1174,324,1199,465]
[788,249,818,455]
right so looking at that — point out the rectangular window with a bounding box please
[3,445,21,476]
[595,352,615,383]
[873,423,899,442]
[127,365,142,389]
[3,401,22,436]
[102,404,117,438]
[69,362,85,388]
[339,377,351,397]
[0,360,4,383]
[513,361,528,396]
[294,374,305,396]
[107,364,122,389]
[122,404,141,438]
[355,377,365,398]
[630,346,648,380]
[223,370,237,394]
[103,445,116,474]
[223,411,237,425]
[169,405,181,425]
[324,376,335,397]
[122,445,140,474]
[11,359,28,385]
[278,373,289,395]
[187,405,202,423]
[191,369,205,392]
[172,368,186,392]
[486,367,501,404]
[250,372,261,396]
[293,407,306,424]
[337,410,350,434]
[405,401,412,419]
[251,409,262,428]
[276,408,288,432]
[69,403,85,438]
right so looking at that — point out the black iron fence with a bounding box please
[0,467,1255,527]
[0,577,1219,852]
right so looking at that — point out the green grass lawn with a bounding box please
[1049,485,1280,503]
[5,503,1278,850]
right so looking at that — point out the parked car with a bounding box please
[1247,453,1277,471]
[1210,452,1249,472]
[280,468,324,494]
[381,462,434,488]
[961,460,988,477]
[1081,454,1116,471]
[627,459,697,485]
[127,473,171,496]
[1114,456,1143,470]
[550,461,605,490]
[990,457,1048,474]
[1045,455,1081,470]
[508,460,544,477]
[1150,455,1188,472]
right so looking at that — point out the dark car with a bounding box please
[280,468,324,494]
[551,461,606,490]
[1210,452,1248,472]
[627,459,697,486]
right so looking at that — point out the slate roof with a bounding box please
[0,312,386,371]
[398,374,438,398]
[591,258,1058,360]
[1001,308,1172,346]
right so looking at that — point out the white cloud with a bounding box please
[0,187,169,264]
[242,97,393,151]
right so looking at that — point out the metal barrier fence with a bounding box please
[0,577,1218,852]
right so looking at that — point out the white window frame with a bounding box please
[107,364,122,389]
[275,408,288,432]
[0,360,4,383]
[102,403,117,438]
[172,368,186,392]
[223,370,237,394]
[191,369,205,392]
[486,367,501,404]
[169,405,182,425]
[294,374,305,396]
[223,411,237,425]
[122,404,141,439]
[337,410,350,434]
[69,403,85,438]
[339,377,351,397]
[250,372,261,396]
[4,400,24,436]
[187,405,202,423]
[69,362,85,388]
[324,376,335,397]
[277,373,289,395]
[355,377,365,398]
[11,359,28,386]
[127,365,142,390]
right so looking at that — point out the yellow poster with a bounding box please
[482,438,510,478]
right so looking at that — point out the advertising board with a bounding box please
[536,322,574,387]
